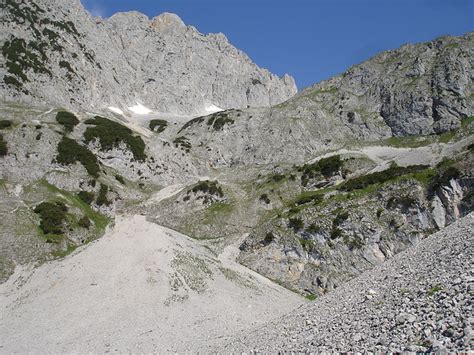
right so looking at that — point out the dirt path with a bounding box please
[0,215,303,353]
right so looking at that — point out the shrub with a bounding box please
[0,134,7,156]
[190,180,224,197]
[288,217,304,232]
[300,155,343,185]
[84,116,146,161]
[339,164,429,191]
[333,212,349,226]
[207,112,234,131]
[259,193,270,204]
[96,183,111,206]
[77,191,95,205]
[178,116,204,133]
[34,201,68,236]
[295,194,323,206]
[263,231,275,244]
[78,216,91,229]
[306,223,321,234]
[56,111,79,132]
[0,120,12,129]
[269,173,285,183]
[57,136,100,177]
[173,136,191,152]
[149,119,168,133]
[330,227,343,240]
[115,174,125,185]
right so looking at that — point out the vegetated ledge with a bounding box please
[56,136,100,177]
[84,116,146,161]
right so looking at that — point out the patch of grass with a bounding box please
[380,135,434,148]
[339,164,429,192]
[84,116,146,161]
[461,116,474,129]
[305,294,317,301]
[149,119,168,133]
[295,193,324,206]
[56,111,79,132]
[57,136,100,177]
[0,134,7,156]
[34,201,68,236]
[427,285,443,295]
[0,120,13,129]
[437,130,456,144]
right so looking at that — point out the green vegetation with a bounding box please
[34,201,68,237]
[306,223,322,234]
[427,285,443,295]
[96,183,111,206]
[295,193,324,206]
[149,119,168,133]
[298,237,314,250]
[263,231,275,244]
[288,217,304,232]
[299,155,343,186]
[428,166,460,194]
[461,116,474,129]
[84,116,146,161]
[437,130,456,144]
[259,193,271,204]
[207,112,234,131]
[0,135,7,156]
[268,173,286,183]
[115,174,125,185]
[339,164,429,192]
[173,136,191,153]
[178,116,204,133]
[0,120,13,129]
[78,216,91,229]
[190,180,224,197]
[77,191,95,205]
[305,294,317,301]
[56,111,79,132]
[57,136,100,177]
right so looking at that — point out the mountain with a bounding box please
[1,0,296,115]
[0,1,473,352]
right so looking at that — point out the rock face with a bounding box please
[1,0,297,114]
[293,32,473,136]
[220,213,474,353]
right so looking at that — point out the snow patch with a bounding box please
[204,104,224,113]
[108,107,124,115]
[129,103,152,115]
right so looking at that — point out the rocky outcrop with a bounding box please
[0,0,297,115]
[221,213,474,353]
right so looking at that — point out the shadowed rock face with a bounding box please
[0,0,297,115]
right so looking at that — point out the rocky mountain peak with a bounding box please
[151,12,186,31]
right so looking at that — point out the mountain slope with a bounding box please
[220,213,474,353]
[1,0,296,115]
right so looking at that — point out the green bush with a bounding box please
[149,119,168,133]
[78,216,91,229]
[333,212,349,226]
[0,135,7,156]
[34,201,68,236]
[295,194,323,206]
[207,112,234,131]
[190,180,224,197]
[259,193,271,204]
[306,223,321,234]
[57,136,100,177]
[339,164,428,191]
[77,191,95,205]
[173,136,191,153]
[56,111,79,132]
[300,155,343,185]
[0,120,12,129]
[84,116,146,161]
[178,116,204,133]
[288,217,304,232]
[115,174,125,185]
[96,184,111,206]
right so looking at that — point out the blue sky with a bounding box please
[81,0,473,89]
